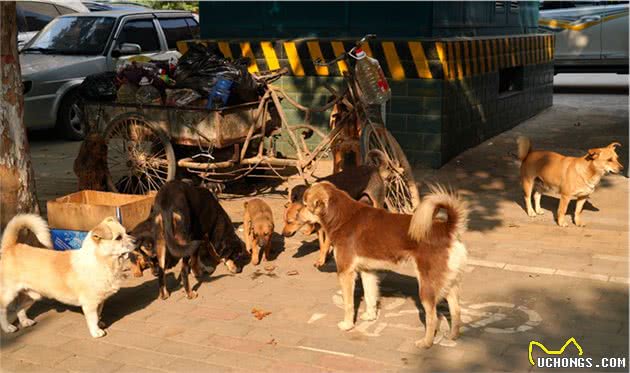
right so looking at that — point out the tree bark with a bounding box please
[0,1,40,230]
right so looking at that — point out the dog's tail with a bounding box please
[365,149,387,167]
[1,214,52,251]
[517,136,532,161]
[408,185,468,243]
[161,210,202,258]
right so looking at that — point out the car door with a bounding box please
[601,2,629,62]
[539,2,603,62]
[157,16,200,51]
[109,16,166,69]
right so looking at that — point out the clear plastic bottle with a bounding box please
[354,48,391,105]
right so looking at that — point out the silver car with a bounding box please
[539,1,629,74]
[20,10,199,140]
[17,0,89,50]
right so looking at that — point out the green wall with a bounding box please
[199,1,540,39]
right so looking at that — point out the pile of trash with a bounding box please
[78,44,261,109]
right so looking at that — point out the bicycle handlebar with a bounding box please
[313,34,376,67]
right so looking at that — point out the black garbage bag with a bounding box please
[174,43,260,106]
[78,72,118,101]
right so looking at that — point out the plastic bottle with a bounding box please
[136,77,162,105]
[354,48,391,105]
[208,76,233,109]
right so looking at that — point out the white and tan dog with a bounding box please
[0,214,134,338]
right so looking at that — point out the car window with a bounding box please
[539,1,605,10]
[24,16,116,55]
[18,2,61,32]
[117,19,161,52]
[185,17,200,39]
[55,5,79,15]
[16,5,28,33]
[158,18,195,49]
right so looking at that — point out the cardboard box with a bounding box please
[47,190,155,232]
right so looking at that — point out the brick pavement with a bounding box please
[1,92,628,372]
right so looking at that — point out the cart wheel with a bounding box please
[360,122,420,214]
[286,124,330,179]
[103,113,175,194]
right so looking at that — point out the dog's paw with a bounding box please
[90,328,106,338]
[186,290,198,300]
[415,339,434,349]
[3,324,18,333]
[535,209,545,215]
[575,219,586,227]
[224,260,239,274]
[337,321,354,331]
[557,220,569,227]
[20,318,36,328]
[313,259,326,268]
[527,210,537,217]
[360,310,378,322]
[448,330,460,340]
[159,289,170,300]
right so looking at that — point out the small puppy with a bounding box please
[300,182,468,349]
[282,150,389,267]
[518,137,623,227]
[128,217,158,278]
[0,214,133,338]
[243,198,274,265]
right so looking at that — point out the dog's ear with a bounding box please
[608,142,621,150]
[311,189,329,215]
[91,224,112,242]
[313,198,327,214]
[586,148,601,160]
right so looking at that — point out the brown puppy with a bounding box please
[282,150,389,267]
[518,137,623,227]
[244,198,274,265]
[300,182,468,349]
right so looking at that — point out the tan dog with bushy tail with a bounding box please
[0,214,134,338]
[517,137,623,227]
[300,182,468,349]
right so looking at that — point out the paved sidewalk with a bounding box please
[0,91,628,372]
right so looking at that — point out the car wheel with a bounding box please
[57,90,86,141]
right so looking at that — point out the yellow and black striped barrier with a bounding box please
[177,34,554,81]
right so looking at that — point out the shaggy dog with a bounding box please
[0,214,133,338]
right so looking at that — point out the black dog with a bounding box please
[151,180,249,300]
[290,149,390,207]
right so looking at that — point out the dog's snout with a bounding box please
[257,238,266,247]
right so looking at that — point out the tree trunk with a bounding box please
[0,1,40,230]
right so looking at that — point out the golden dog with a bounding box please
[518,137,623,227]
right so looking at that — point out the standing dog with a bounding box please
[243,199,274,265]
[300,182,468,348]
[152,180,248,300]
[282,150,389,267]
[517,137,623,226]
[0,214,133,338]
